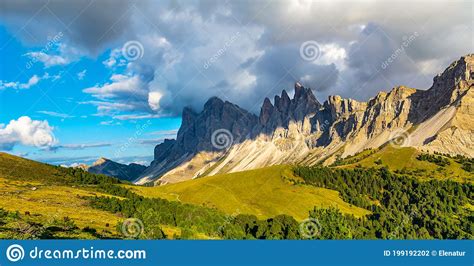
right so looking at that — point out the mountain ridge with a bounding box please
[137,54,473,185]
[86,157,146,181]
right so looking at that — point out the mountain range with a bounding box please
[129,54,473,185]
[73,158,146,182]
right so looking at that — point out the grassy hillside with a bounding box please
[127,165,370,220]
[0,152,232,239]
[0,152,124,238]
[335,146,473,182]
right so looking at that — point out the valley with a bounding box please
[0,55,472,240]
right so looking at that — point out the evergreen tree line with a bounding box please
[87,185,303,239]
[419,152,474,173]
[295,166,473,239]
[54,166,122,185]
[416,154,450,167]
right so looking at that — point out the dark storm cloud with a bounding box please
[0,0,135,54]
[1,0,471,115]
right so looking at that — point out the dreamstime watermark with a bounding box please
[381,32,419,70]
[389,128,411,148]
[319,119,331,131]
[299,218,321,239]
[25,32,64,69]
[218,209,241,233]
[114,120,152,158]
[387,209,418,239]
[122,41,144,61]
[6,244,25,262]
[5,244,146,261]
[299,41,321,62]
[211,129,234,150]
[121,218,144,239]
[203,31,240,70]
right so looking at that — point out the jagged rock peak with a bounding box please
[92,157,109,166]
[294,82,317,101]
[438,54,473,81]
[204,96,225,109]
[260,97,274,125]
[431,54,473,92]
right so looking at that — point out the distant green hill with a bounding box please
[0,153,180,239]
[0,152,124,239]
[127,165,370,221]
[1,151,472,240]
[333,146,473,183]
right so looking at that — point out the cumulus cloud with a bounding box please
[0,116,56,150]
[24,43,82,68]
[1,0,471,115]
[83,73,153,115]
[0,75,40,90]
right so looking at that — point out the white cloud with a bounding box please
[83,73,154,115]
[113,114,162,120]
[77,69,87,80]
[317,43,347,70]
[2,0,471,115]
[148,91,162,111]
[0,75,40,90]
[100,120,122,126]
[84,74,147,98]
[26,52,69,67]
[37,111,74,119]
[21,75,40,89]
[52,142,112,150]
[102,48,126,68]
[25,43,82,68]
[0,116,56,150]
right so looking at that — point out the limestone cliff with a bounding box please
[136,54,473,185]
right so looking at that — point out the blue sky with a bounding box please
[0,0,471,166]
[0,25,181,165]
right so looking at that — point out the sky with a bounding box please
[0,0,472,166]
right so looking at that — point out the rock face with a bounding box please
[88,158,146,181]
[138,97,258,184]
[136,54,474,185]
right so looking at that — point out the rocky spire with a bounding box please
[259,97,274,125]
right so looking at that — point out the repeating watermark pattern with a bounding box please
[25,32,64,69]
[6,244,25,262]
[121,218,144,239]
[389,128,411,148]
[218,209,241,232]
[387,209,418,239]
[122,41,145,61]
[319,119,331,131]
[299,218,321,239]
[211,129,234,150]
[203,32,240,70]
[114,120,152,158]
[299,41,321,62]
[381,32,419,70]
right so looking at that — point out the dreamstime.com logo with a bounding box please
[121,218,145,239]
[299,40,321,62]
[122,40,144,61]
[299,218,322,239]
[4,244,146,262]
[211,129,234,150]
[6,244,25,262]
